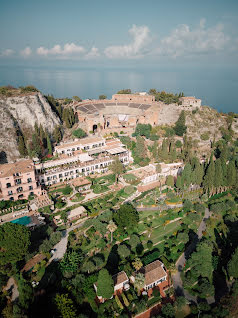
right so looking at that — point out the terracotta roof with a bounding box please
[112,271,129,286]
[0,159,34,178]
[71,177,91,187]
[138,260,167,287]
[21,253,46,272]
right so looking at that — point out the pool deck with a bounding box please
[0,210,38,225]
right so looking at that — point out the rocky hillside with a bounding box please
[0,92,60,163]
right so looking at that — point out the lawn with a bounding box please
[149,219,182,245]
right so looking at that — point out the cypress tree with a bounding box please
[203,154,215,195]
[18,135,27,157]
[174,110,187,136]
[176,175,182,192]
[46,133,53,155]
[152,141,159,161]
[214,159,223,193]
[227,160,236,188]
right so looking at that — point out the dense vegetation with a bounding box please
[148,88,184,104]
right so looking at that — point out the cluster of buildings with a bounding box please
[95,259,170,303]
[0,136,130,201]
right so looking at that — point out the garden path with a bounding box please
[172,208,214,304]
[48,219,87,263]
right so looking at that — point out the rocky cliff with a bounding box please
[0,92,61,163]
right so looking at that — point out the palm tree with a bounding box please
[134,273,145,296]
[107,220,117,243]
[132,258,143,271]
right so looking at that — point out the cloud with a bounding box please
[0,49,15,57]
[156,19,229,58]
[36,42,86,58]
[104,25,150,59]
[85,47,100,59]
[20,46,32,58]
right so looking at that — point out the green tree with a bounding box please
[129,234,140,250]
[97,269,114,299]
[228,247,238,279]
[55,293,77,318]
[60,251,82,275]
[99,94,107,100]
[107,220,117,243]
[227,160,236,188]
[203,155,215,195]
[134,123,152,139]
[214,159,223,192]
[110,156,124,183]
[113,203,139,229]
[159,138,169,161]
[72,128,87,139]
[0,223,30,265]
[166,175,174,188]
[133,136,149,166]
[132,258,143,271]
[17,275,34,310]
[73,96,82,102]
[117,89,131,94]
[18,135,27,157]
[46,133,52,155]
[53,125,63,143]
[161,303,175,317]
[118,244,130,259]
[134,273,145,295]
[174,110,187,136]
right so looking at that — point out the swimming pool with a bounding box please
[11,216,32,226]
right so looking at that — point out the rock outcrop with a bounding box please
[0,92,61,163]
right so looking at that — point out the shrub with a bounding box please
[147,240,153,249]
[200,132,210,141]
[121,293,129,307]
[72,128,87,139]
[115,295,123,309]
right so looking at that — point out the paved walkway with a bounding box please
[48,219,87,263]
[172,208,214,304]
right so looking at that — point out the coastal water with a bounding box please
[0,64,238,113]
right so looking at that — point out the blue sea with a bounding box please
[0,64,238,113]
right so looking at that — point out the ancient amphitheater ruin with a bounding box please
[73,93,201,133]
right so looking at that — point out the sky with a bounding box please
[1,0,238,69]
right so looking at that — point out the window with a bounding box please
[15,179,21,185]
[8,190,13,195]
[72,148,75,151]
[59,174,63,178]
[17,187,23,193]
[27,178,32,183]
[6,183,11,188]
[30,192,34,196]
[9,197,14,201]
[29,185,33,190]
[70,171,73,175]
[53,175,57,179]
[65,172,69,176]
